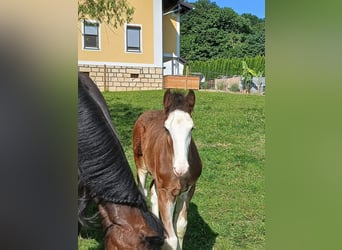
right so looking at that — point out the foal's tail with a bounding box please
[133,120,144,158]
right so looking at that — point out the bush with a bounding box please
[229,83,240,92]
[200,82,209,89]
[187,56,265,80]
[216,81,225,90]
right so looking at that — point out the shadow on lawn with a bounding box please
[78,201,104,250]
[79,225,104,250]
[183,202,218,250]
[107,102,144,149]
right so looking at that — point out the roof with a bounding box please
[163,0,179,12]
[179,2,194,14]
[163,56,189,64]
[163,0,194,15]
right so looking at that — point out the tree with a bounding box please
[181,0,265,61]
[78,0,134,28]
[241,60,264,94]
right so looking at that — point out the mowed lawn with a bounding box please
[78,90,265,250]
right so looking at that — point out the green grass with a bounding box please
[78,90,265,249]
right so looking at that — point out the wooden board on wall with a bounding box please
[163,75,200,90]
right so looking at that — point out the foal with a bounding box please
[78,73,164,249]
[133,89,202,250]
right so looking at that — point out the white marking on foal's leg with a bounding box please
[173,188,192,249]
[137,167,148,197]
[150,183,159,218]
[164,236,178,250]
[163,200,178,250]
[175,203,187,249]
[158,190,178,250]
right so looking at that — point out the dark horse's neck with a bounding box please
[78,79,145,208]
[78,75,165,247]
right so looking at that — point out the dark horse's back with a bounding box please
[78,73,164,247]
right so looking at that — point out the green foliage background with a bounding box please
[187,55,265,79]
[181,0,265,61]
[78,0,134,28]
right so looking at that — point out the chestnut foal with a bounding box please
[133,89,202,249]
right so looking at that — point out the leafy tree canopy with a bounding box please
[78,0,134,28]
[181,0,265,61]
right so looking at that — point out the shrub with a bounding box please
[216,81,225,90]
[186,56,265,80]
[200,82,209,89]
[229,83,240,92]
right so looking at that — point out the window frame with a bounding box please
[125,24,142,53]
[82,20,101,50]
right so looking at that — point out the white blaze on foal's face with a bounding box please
[164,110,194,176]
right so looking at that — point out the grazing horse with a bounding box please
[78,73,164,250]
[133,89,202,250]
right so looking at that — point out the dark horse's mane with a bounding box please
[78,78,145,207]
[78,74,164,239]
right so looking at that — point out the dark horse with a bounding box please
[78,73,164,249]
[133,89,202,249]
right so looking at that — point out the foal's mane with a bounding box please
[78,79,146,208]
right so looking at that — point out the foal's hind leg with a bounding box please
[136,160,149,197]
[133,123,148,197]
[150,181,159,218]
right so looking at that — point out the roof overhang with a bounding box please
[179,2,194,14]
[163,0,194,15]
[163,0,179,12]
[163,56,188,64]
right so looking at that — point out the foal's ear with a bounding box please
[163,89,172,111]
[186,90,196,113]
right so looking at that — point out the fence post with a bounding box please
[104,64,107,91]
[185,66,189,89]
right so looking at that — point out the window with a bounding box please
[83,20,100,50]
[126,25,141,52]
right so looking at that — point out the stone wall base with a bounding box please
[78,64,163,91]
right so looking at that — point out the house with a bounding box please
[162,1,193,76]
[78,0,193,91]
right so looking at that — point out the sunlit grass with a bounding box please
[78,90,265,249]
